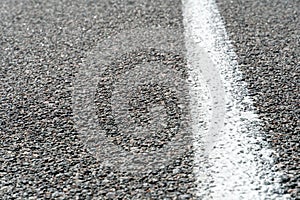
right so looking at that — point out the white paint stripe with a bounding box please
[182,0,288,199]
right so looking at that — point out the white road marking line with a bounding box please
[182,0,287,199]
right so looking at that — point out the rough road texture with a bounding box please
[217,0,299,198]
[0,0,196,199]
[1,0,299,199]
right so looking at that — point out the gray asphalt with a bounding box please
[0,0,299,199]
[217,0,299,198]
[0,0,195,199]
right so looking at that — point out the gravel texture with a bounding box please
[0,0,196,199]
[216,0,300,198]
[95,49,187,152]
[0,0,299,199]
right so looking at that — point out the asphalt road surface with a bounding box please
[0,0,299,199]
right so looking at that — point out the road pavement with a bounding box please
[217,0,299,198]
[0,0,298,199]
